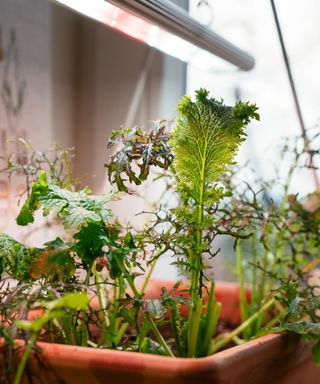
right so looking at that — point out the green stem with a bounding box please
[145,312,175,357]
[118,276,125,298]
[187,140,208,357]
[84,261,94,286]
[209,297,275,354]
[113,248,171,357]
[114,322,128,346]
[200,282,221,355]
[170,305,182,356]
[236,240,248,322]
[126,263,172,357]
[113,256,141,299]
[126,275,141,299]
[251,234,257,306]
[232,335,245,345]
[256,247,268,330]
[93,267,110,331]
[280,163,295,211]
[187,297,202,357]
[14,334,37,384]
[140,257,158,295]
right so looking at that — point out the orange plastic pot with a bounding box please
[2,280,320,384]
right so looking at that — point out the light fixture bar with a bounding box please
[106,0,254,71]
[53,0,254,72]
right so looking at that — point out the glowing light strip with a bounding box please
[53,0,249,72]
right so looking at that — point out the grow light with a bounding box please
[53,0,254,72]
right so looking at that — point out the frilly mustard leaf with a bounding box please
[171,88,259,207]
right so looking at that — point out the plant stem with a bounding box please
[170,305,182,356]
[113,255,141,299]
[187,297,202,357]
[145,312,175,357]
[209,297,275,354]
[256,247,268,330]
[115,252,173,356]
[126,275,141,299]
[251,233,257,306]
[236,240,248,323]
[14,334,36,384]
[140,257,158,295]
[113,248,171,356]
[202,283,221,355]
[187,140,208,357]
[280,163,295,211]
[84,261,94,286]
[114,322,128,346]
[232,335,245,345]
[93,267,110,330]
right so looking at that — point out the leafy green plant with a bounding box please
[170,90,259,356]
[107,89,259,356]
[3,88,320,382]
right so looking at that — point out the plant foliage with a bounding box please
[5,89,320,380]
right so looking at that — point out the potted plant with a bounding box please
[0,89,320,383]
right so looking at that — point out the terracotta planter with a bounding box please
[1,280,320,384]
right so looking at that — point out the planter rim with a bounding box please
[11,332,300,376]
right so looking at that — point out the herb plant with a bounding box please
[2,89,319,382]
[107,89,259,357]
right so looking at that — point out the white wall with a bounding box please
[0,0,53,241]
[0,0,186,274]
[0,0,52,150]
